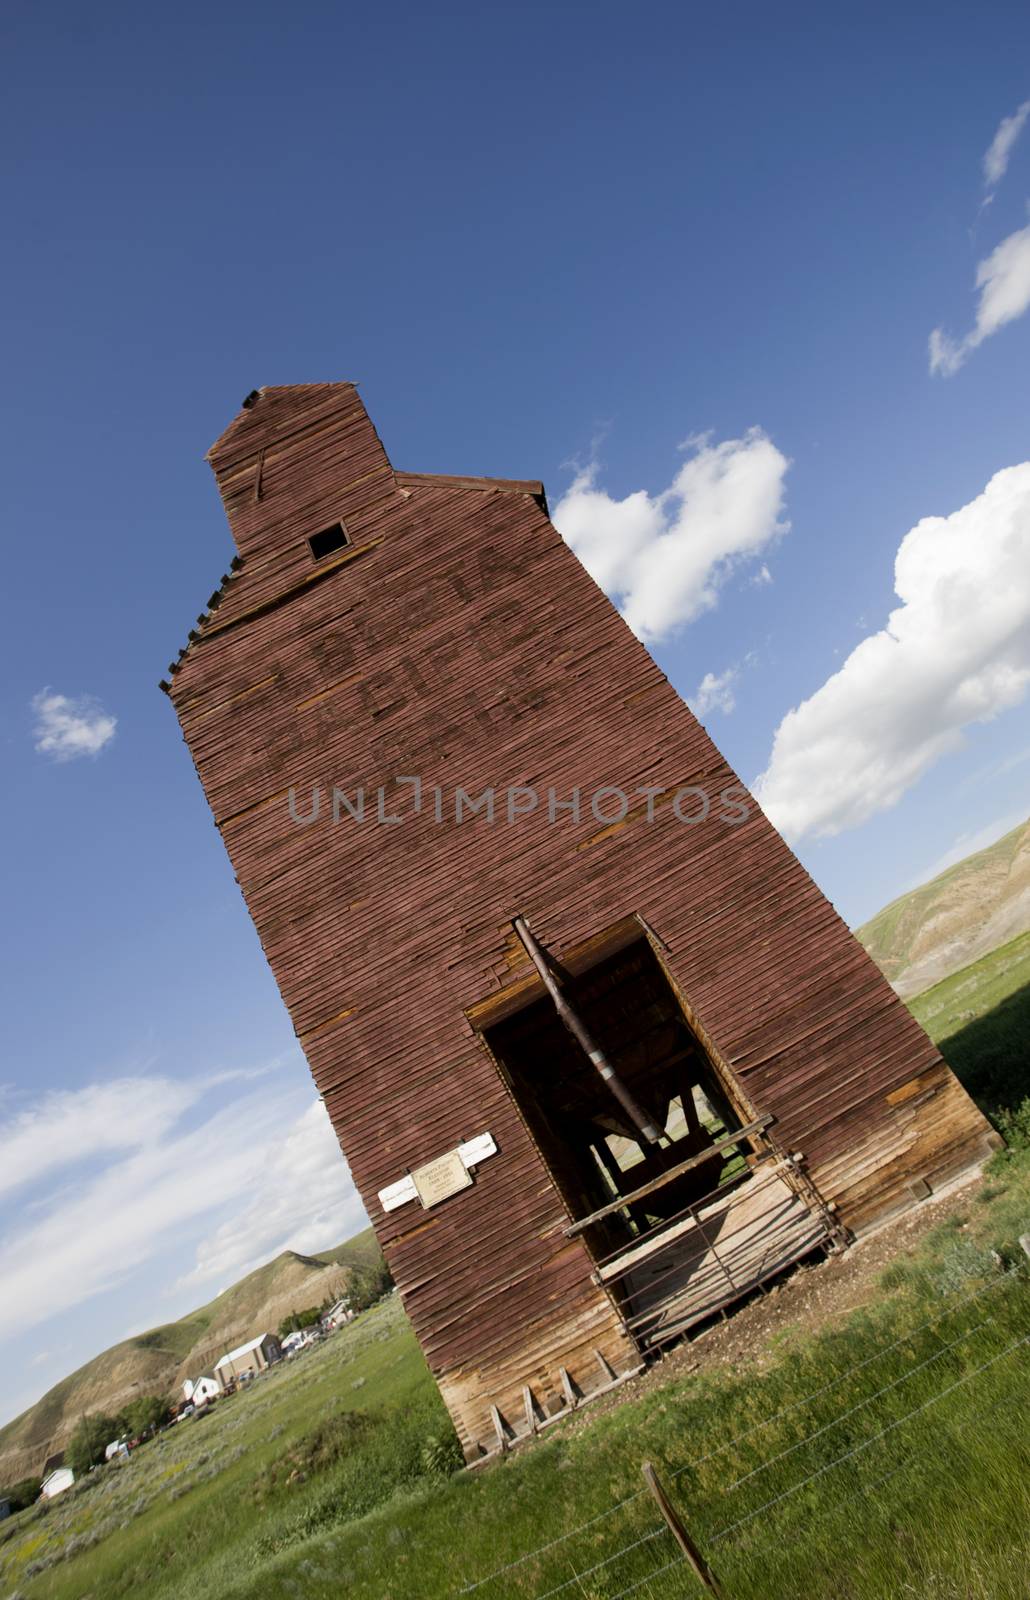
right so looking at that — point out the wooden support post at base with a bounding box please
[641,1461,723,1596]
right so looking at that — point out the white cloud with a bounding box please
[31,689,116,761]
[755,462,1030,842]
[689,667,738,718]
[930,219,1030,375]
[984,100,1030,193]
[0,1077,197,1200]
[552,429,789,642]
[0,1073,363,1341]
[178,1100,366,1291]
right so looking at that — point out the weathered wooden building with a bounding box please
[164,383,997,1461]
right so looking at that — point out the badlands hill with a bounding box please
[0,1228,383,1488]
[856,817,1030,998]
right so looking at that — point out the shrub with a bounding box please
[278,1306,324,1338]
[252,1401,461,1558]
[347,1259,395,1313]
[66,1412,128,1474]
[252,1412,375,1503]
[994,1095,1030,1153]
[123,1394,171,1436]
[0,1477,41,1511]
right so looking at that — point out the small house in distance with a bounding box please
[182,1374,220,1406]
[164,384,998,1463]
[213,1333,280,1389]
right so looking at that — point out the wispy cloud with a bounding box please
[0,1077,196,1201]
[0,1069,274,1202]
[688,666,738,718]
[552,429,789,642]
[31,688,116,761]
[755,461,1030,842]
[177,1100,367,1292]
[0,1071,363,1342]
[984,99,1030,195]
[929,218,1030,375]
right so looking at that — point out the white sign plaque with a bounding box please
[378,1131,497,1213]
[412,1148,473,1209]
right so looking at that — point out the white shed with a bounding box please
[41,1466,75,1499]
[183,1373,219,1405]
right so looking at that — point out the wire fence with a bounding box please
[457,1255,1029,1600]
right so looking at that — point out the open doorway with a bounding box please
[481,929,834,1350]
[482,937,748,1253]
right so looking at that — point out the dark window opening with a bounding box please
[308,522,350,561]
[481,938,746,1260]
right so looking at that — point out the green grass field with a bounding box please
[2,941,1027,1600]
[0,1226,383,1482]
[910,928,1030,1127]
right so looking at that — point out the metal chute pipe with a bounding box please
[512,917,662,1146]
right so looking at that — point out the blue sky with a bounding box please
[2,3,1029,1429]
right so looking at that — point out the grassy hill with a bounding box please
[0,1229,381,1488]
[856,816,1030,996]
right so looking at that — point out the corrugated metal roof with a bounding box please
[214,1334,273,1367]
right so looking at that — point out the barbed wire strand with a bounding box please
[713,1361,1021,1567]
[607,1552,688,1600]
[721,1311,995,1496]
[810,1372,1017,1523]
[672,1268,1014,1482]
[535,1296,1023,1594]
[459,1270,1019,1594]
[535,1524,668,1600]
[458,1485,647,1594]
[548,1377,1022,1600]
[710,1331,1028,1544]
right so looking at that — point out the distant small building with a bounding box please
[321,1298,354,1331]
[41,1466,74,1499]
[182,1373,220,1405]
[213,1332,281,1390]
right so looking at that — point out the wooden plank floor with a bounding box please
[604,1167,831,1350]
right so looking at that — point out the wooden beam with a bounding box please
[564,1115,774,1236]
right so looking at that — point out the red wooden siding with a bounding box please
[164,385,996,1457]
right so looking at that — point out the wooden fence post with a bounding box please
[641,1461,724,1595]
